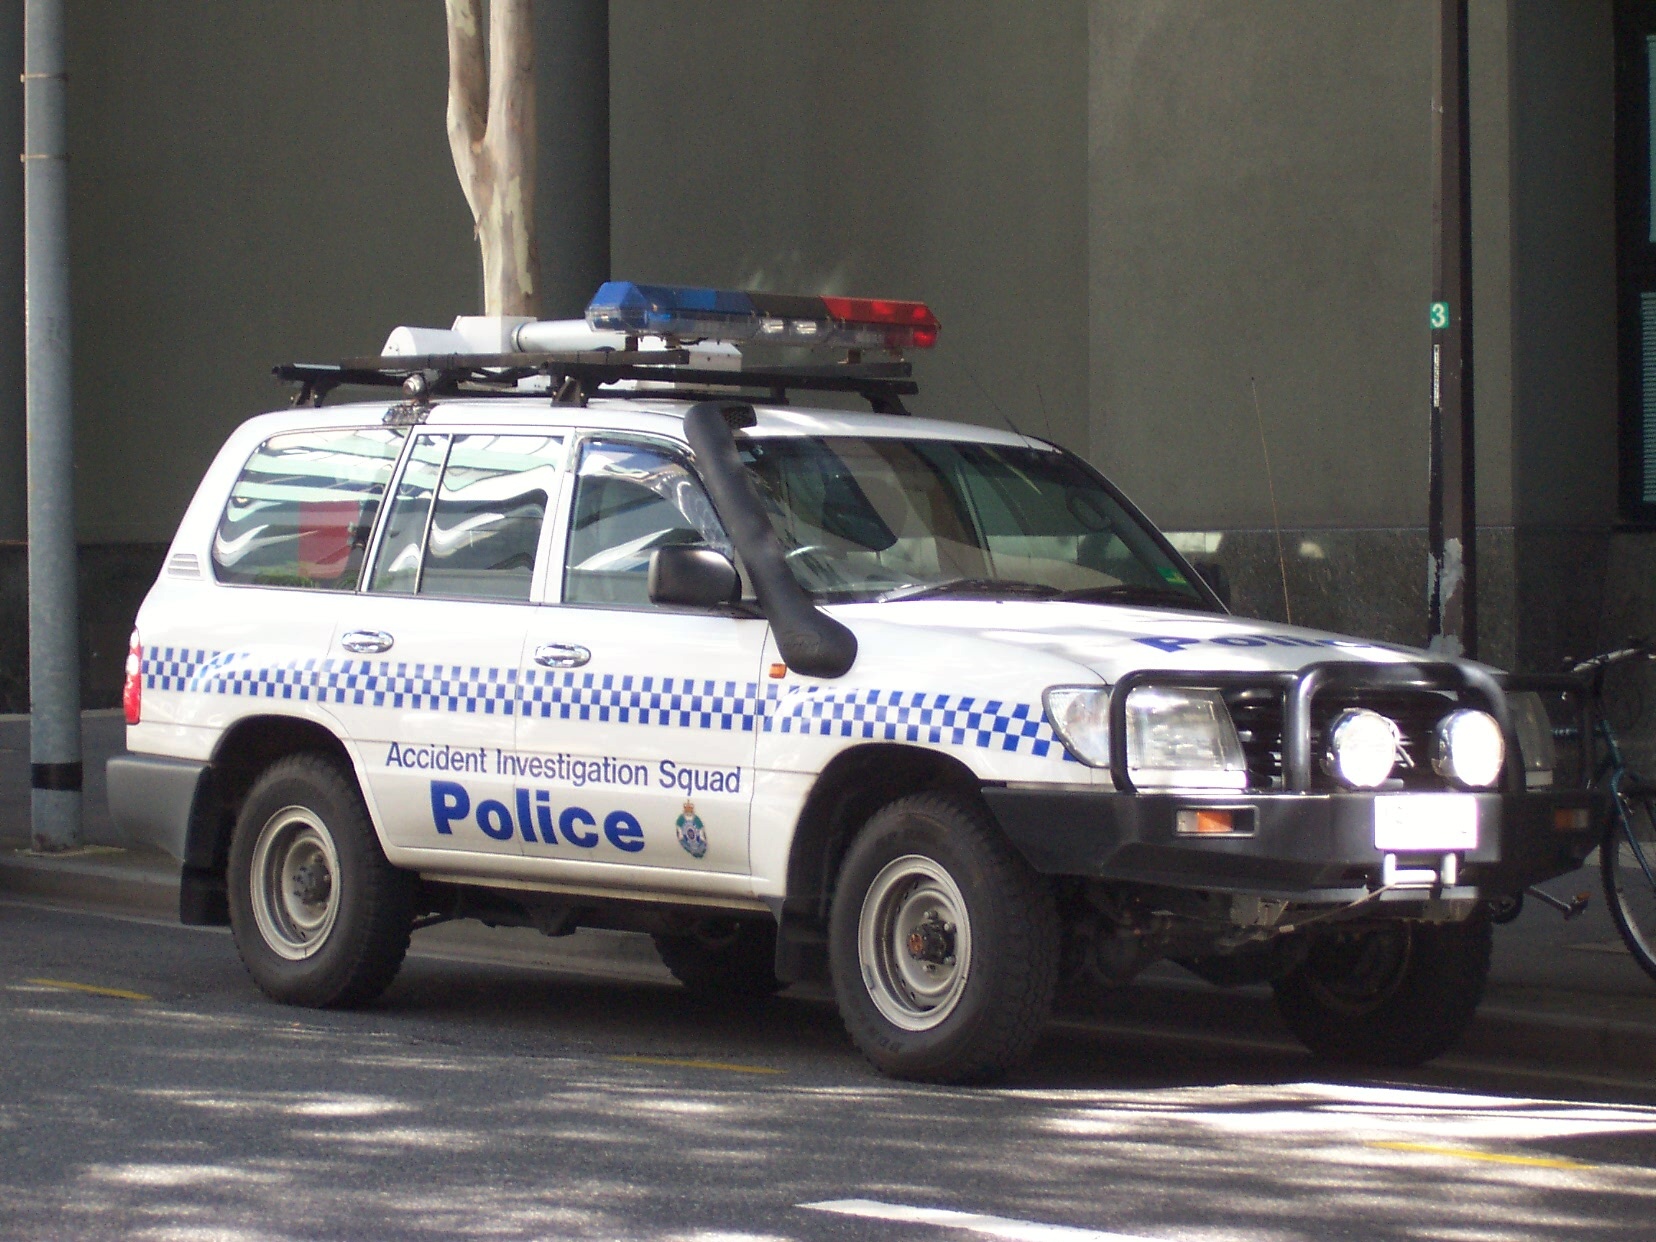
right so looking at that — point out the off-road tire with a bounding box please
[1271,913,1492,1067]
[653,919,785,997]
[228,753,414,1007]
[829,792,1059,1084]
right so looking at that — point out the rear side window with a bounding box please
[369,432,564,602]
[212,429,406,590]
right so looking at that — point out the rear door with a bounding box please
[331,430,566,859]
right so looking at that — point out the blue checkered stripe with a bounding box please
[141,648,520,716]
[142,648,1070,760]
[767,687,1071,759]
[144,646,218,692]
[524,670,765,732]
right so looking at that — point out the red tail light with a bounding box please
[123,631,142,725]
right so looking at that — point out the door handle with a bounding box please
[341,630,395,654]
[534,643,591,669]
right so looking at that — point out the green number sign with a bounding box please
[1430,301,1450,330]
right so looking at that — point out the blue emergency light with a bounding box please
[585,281,940,352]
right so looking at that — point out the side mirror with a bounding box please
[648,545,741,609]
[1191,560,1231,608]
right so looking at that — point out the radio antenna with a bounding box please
[1250,376,1293,626]
[960,358,1025,440]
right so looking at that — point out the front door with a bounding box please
[514,434,768,889]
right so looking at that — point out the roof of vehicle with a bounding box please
[244,393,1048,450]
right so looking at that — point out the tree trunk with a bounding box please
[445,0,540,317]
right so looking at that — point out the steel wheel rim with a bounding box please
[858,854,972,1031]
[250,805,341,961]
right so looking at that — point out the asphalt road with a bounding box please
[5,900,1656,1242]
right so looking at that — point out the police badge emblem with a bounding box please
[675,800,708,859]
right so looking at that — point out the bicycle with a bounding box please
[1555,641,1656,983]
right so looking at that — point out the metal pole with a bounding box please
[23,0,80,851]
[1428,0,1476,658]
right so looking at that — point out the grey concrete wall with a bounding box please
[1471,0,1517,530]
[65,1,479,545]
[1505,0,1616,673]
[609,0,1090,455]
[1089,1,1434,532]
[0,1,1621,701]
[536,0,610,319]
[1509,0,1618,531]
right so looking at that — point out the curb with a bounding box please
[0,844,179,921]
[1464,1003,1656,1078]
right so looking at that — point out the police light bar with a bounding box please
[585,281,940,351]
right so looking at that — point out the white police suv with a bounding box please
[109,282,1602,1083]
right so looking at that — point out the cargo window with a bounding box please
[212,428,406,590]
[369,433,564,602]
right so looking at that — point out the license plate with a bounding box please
[1374,794,1478,851]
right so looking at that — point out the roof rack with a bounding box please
[274,350,917,415]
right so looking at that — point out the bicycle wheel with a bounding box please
[1602,791,1656,983]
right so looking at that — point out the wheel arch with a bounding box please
[775,743,984,981]
[180,715,356,925]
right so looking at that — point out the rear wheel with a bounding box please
[1271,913,1491,1067]
[1603,794,1656,983]
[228,754,413,1007]
[829,793,1058,1084]
[652,918,785,997]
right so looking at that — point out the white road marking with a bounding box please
[798,1200,1165,1241]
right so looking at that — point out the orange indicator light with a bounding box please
[768,663,788,679]
[1554,808,1592,832]
[1177,808,1235,835]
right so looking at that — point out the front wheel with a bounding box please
[829,793,1058,1084]
[1603,794,1656,983]
[228,754,414,1007]
[1271,913,1491,1067]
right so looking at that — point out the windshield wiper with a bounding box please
[1057,583,1217,611]
[877,578,1062,603]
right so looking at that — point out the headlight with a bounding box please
[1325,709,1401,789]
[1432,708,1506,789]
[1507,691,1555,788]
[1043,686,1112,767]
[1043,685,1248,790]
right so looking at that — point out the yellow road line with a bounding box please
[24,977,153,1002]
[611,1054,782,1076]
[1367,1141,1594,1170]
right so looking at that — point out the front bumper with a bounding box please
[980,786,1604,903]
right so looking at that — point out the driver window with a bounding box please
[563,438,732,606]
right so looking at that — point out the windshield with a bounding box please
[736,436,1216,610]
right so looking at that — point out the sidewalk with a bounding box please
[6,711,1656,1078]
